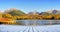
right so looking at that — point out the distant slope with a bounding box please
[39,12,50,15]
[46,10,60,14]
[4,8,25,16]
[28,11,39,15]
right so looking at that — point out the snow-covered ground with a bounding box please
[0,25,60,32]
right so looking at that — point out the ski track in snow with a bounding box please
[0,25,60,32]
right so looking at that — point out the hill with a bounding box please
[4,8,25,16]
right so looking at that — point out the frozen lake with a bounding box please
[0,25,60,32]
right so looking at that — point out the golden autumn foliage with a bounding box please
[0,18,16,24]
[0,13,60,20]
[1,13,60,25]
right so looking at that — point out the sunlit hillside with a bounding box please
[4,8,25,16]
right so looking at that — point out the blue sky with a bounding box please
[0,0,60,13]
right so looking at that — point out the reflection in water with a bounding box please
[16,20,60,25]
